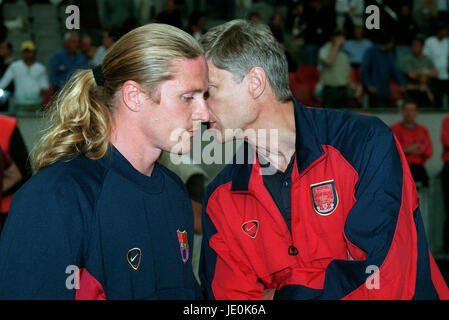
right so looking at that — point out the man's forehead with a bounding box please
[207,61,231,83]
[168,57,209,91]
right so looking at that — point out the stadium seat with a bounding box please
[295,65,320,84]
[389,80,403,108]
[3,2,29,20]
[30,3,59,24]
[350,65,362,84]
[290,66,321,106]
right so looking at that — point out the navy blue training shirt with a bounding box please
[0,145,202,299]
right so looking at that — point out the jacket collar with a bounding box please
[230,99,324,192]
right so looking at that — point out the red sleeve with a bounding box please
[200,190,265,300]
[0,148,12,169]
[419,126,433,160]
[390,123,405,149]
[442,117,449,148]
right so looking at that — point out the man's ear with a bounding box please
[121,80,146,112]
[247,66,266,99]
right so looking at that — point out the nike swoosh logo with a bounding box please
[131,254,139,262]
[245,225,256,232]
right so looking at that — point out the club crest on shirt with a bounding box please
[241,220,259,238]
[127,248,142,270]
[177,230,189,263]
[310,180,338,216]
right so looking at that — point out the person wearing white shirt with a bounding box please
[423,23,449,108]
[335,0,365,28]
[0,41,49,108]
[92,27,120,66]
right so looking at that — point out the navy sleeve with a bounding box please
[0,168,93,299]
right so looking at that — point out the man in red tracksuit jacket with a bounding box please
[198,19,449,300]
[390,100,433,188]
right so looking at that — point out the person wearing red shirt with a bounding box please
[441,115,449,253]
[0,147,21,232]
[391,100,433,188]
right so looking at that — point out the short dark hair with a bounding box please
[378,32,395,45]
[332,28,346,39]
[412,34,426,45]
[402,99,419,109]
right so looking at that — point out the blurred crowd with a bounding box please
[0,0,446,112]
[0,0,447,111]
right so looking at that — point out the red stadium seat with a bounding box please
[389,80,403,108]
[295,65,320,84]
[291,66,321,106]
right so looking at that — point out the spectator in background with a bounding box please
[437,0,449,20]
[286,0,306,39]
[342,24,373,67]
[390,100,433,188]
[213,0,235,20]
[0,147,21,233]
[335,0,365,30]
[303,0,336,65]
[421,0,439,18]
[0,41,49,109]
[361,33,405,108]
[188,11,207,41]
[285,1,306,67]
[100,0,137,31]
[0,114,32,230]
[186,0,207,17]
[50,32,89,92]
[156,0,184,30]
[247,11,262,24]
[92,27,121,67]
[77,0,103,45]
[441,114,449,254]
[0,41,14,112]
[0,41,13,68]
[268,11,297,72]
[395,2,419,61]
[414,0,438,37]
[80,34,97,67]
[400,36,438,108]
[318,28,351,108]
[423,22,449,108]
[269,12,285,45]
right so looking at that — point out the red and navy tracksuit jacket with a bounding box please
[199,99,449,300]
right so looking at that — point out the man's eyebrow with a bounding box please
[181,88,207,95]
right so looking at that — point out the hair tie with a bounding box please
[92,65,105,86]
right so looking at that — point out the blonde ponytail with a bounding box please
[32,69,112,171]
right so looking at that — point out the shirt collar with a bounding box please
[230,99,324,192]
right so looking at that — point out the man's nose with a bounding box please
[193,97,210,123]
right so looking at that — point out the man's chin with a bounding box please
[165,140,192,155]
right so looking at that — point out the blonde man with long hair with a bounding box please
[0,24,210,299]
